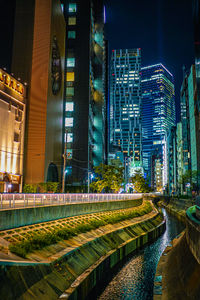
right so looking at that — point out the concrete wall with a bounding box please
[155,232,200,300]
[0,198,142,230]
[186,206,200,265]
[153,206,200,300]
[0,213,165,300]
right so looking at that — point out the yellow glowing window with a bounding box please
[67,72,75,81]
[68,17,76,25]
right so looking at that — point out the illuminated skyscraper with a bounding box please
[193,0,200,175]
[110,49,142,169]
[141,64,175,189]
[61,0,106,190]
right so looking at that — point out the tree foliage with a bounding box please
[179,170,200,192]
[23,184,37,193]
[23,182,59,193]
[130,170,150,193]
[90,164,124,193]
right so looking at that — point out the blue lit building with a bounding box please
[110,49,142,173]
[141,64,175,190]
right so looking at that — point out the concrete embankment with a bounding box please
[156,196,193,223]
[154,232,200,300]
[0,198,142,230]
[0,205,165,300]
[154,205,200,300]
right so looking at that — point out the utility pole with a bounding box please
[62,130,67,193]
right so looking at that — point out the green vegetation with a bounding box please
[130,170,151,193]
[9,201,152,258]
[90,163,124,193]
[23,182,59,193]
[179,170,200,193]
[23,184,37,193]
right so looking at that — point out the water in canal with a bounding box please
[98,208,185,300]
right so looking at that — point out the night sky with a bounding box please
[104,0,194,121]
[0,0,195,122]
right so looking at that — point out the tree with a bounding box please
[130,170,150,193]
[90,164,124,193]
[179,170,200,193]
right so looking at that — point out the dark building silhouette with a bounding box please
[61,0,106,189]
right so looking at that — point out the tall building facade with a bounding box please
[179,64,200,193]
[167,126,177,195]
[12,0,66,185]
[61,0,105,189]
[193,0,200,181]
[176,122,184,194]
[110,49,142,172]
[141,63,175,190]
[0,69,26,192]
[180,72,190,176]
[188,65,198,172]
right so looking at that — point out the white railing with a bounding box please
[0,193,142,210]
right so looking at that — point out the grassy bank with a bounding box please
[9,201,152,258]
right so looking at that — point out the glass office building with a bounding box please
[141,64,175,189]
[110,49,142,169]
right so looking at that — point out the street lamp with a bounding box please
[87,171,94,193]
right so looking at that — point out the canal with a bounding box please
[98,208,185,300]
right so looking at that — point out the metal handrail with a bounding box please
[0,193,142,210]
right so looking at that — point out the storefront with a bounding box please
[0,69,26,193]
[0,172,21,192]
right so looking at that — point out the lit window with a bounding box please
[67,149,73,159]
[65,102,74,111]
[65,117,73,127]
[66,87,74,96]
[68,17,76,25]
[67,58,75,67]
[67,72,75,81]
[67,133,73,142]
[68,31,76,39]
[64,132,73,143]
[61,4,64,12]
[66,166,72,175]
[69,3,76,13]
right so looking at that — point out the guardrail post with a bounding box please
[34,194,35,207]
[0,194,2,209]
[13,194,15,208]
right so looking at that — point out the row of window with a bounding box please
[64,3,77,162]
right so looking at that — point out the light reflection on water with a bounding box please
[98,208,185,300]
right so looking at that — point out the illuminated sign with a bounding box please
[0,172,21,183]
[0,70,24,95]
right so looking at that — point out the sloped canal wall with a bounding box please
[0,212,165,299]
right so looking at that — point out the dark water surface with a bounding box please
[98,209,185,300]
